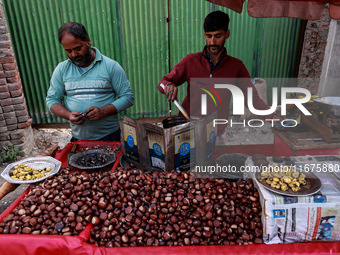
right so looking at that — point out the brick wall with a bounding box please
[0,1,34,156]
[298,5,331,94]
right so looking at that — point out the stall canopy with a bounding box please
[206,0,340,20]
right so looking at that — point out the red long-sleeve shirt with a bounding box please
[158,47,270,135]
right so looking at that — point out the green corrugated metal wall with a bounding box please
[3,0,301,124]
[120,0,169,118]
[169,2,301,105]
[3,0,123,123]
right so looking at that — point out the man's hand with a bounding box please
[84,105,117,120]
[163,83,178,102]
[69,111,85,125]
[85,106,103,120]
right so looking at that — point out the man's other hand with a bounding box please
[85,106,103,120]
[163,84,178,102]
[69,111,85,125]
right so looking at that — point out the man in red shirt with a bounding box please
[158,11,270,136]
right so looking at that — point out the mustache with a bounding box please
[72,56,82,61]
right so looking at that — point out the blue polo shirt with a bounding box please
[46,48,134,140]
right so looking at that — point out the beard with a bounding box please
[207,45,224,55]
[70,45,93,67]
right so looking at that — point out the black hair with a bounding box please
[58,22,89,43]
[204,11,230,32]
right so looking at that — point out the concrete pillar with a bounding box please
[298,5,331,95]
[318,19,340,96]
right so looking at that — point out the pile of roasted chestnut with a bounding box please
[0,167,263,247]
[77,153,108,167]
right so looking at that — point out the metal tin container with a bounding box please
[313,97,340,116]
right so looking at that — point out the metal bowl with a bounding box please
[1,157,62,184]
[69,149,116,170]
[214,153,249,180]
[312,97,340,116]
[119,154,130,170]
[162,116,188,129]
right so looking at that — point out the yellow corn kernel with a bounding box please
[298,178,306,185]
[271,183,277,188]
[292,186,299,192]
[292,171,299,178]
[281,184,289,191]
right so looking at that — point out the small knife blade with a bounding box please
[160,83,190,120]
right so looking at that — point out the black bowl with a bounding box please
[69,149,116,170]
[162,116,189,129]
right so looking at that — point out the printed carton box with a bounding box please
[141,120,196,172]
[120,117,145,169]
[121,115,217,171]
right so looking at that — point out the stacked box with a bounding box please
[121,115,217,172]
[120,117,145,169]
[197,112,218,166]
[142,113,217,172]
[141,120,196,172]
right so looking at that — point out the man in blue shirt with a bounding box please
[46,22,134,141]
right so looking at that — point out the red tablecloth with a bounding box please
[0,141,339,254]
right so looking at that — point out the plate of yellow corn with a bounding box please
[255,164,321,196]
[1,156,61,184]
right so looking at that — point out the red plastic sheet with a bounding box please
[206,0,246,13]
[206,0,340,20]
[54,140,122,168]
[247,0,326,20]
[330,1,340,19]
[0,140,339,254]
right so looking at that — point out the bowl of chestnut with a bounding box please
[69,149,116,170]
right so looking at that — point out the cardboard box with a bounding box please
[141,114,217,172]
[121,115,217,172]
[141,120,196,171]
[120,117,145,169]
[198,112,218,166]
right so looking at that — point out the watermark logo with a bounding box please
[201,84,312,116]
[197,83,312,128]
[200,84,312,128]
[199,85,222,115]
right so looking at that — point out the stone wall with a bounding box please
[0,1,34,156]
[298,5,331,94]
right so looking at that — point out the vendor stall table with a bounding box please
[0,140,339,254]
[274,131,340,156]
[215,144,274,157]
